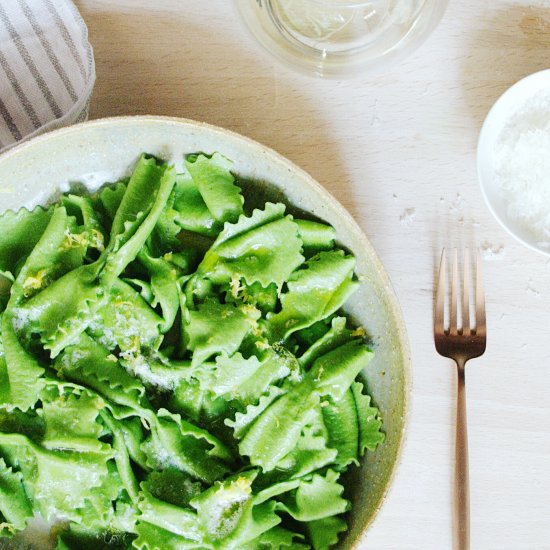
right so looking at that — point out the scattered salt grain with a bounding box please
[480,241,505,260]
[449,193,463,213]
[495,90,550,245]
[399,207,416,225]
[526,278,540,295]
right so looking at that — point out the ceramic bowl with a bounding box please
[478,69,550,256]
[0,116,411,547]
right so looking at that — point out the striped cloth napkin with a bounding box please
[0,0,95,153]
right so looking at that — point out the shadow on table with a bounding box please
[460,5,550,130]
[75,3,363,220]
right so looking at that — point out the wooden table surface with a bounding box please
[75,1,550,548]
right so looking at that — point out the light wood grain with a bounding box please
[74,1,550,548]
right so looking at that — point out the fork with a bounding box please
[434,249,486,550]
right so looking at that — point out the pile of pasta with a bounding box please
[0,153,383,549]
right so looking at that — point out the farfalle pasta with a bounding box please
[0,153,384,549]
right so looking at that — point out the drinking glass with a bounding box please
[236,0,448,77]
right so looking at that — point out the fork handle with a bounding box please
[455,360,470,550]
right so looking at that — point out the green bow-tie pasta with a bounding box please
[0,153,385,549]
[0,457,33,537]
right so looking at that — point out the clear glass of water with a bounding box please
[236,0,448,77]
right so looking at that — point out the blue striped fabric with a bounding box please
[0,0,94,152]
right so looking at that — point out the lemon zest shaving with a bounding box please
[22,269,49,295]
[229,273,243,299]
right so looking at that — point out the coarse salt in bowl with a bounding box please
[478,69,550,256]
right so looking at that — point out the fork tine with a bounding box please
[434,249,446,335]
[462,248,470,334]
[450,248,458,335]
[475,250,486,336]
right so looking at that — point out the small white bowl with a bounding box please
[477,69,550,257]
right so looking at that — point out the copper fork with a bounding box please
[434,249,486,550]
